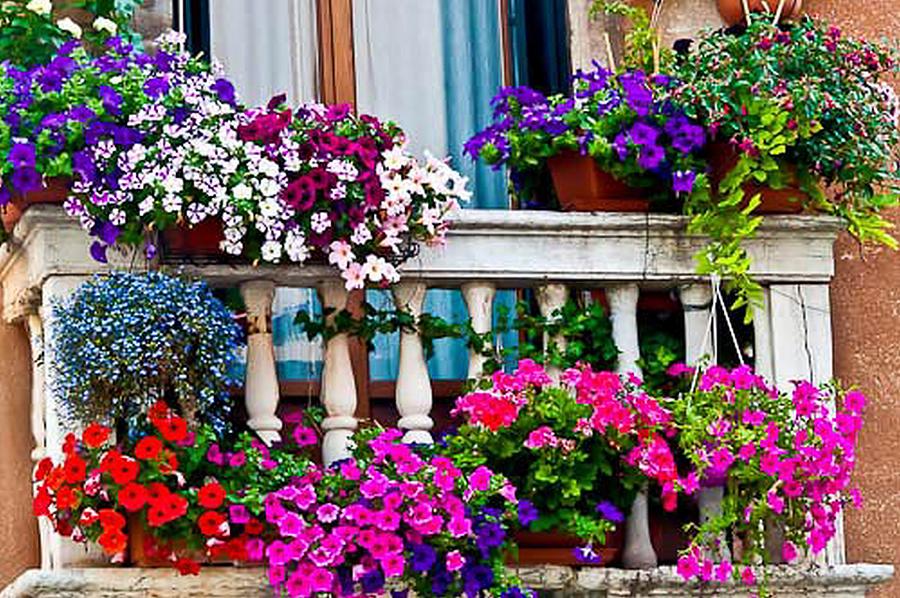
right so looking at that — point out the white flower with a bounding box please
[257,177,281,198]
[285,229,309,263]
[261,241,282,263]
[233,182,252,200]
[109,208,126,226]
[63,196,84,217]
[382,146,410,171]
[362,255,388,283]
[26,0,51,15]
[138,197,155,216]
[351,224,373,246]
[258,159,279,178]
[328,240,354,270]
[56,17,82,39]
[161,176,184,195]
[162,194,182,213]
[341,262,365,290]
[311,212,331,234]
[186,203,207,224]
[92,16,117,34]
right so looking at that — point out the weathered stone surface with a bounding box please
[3,565,893,598]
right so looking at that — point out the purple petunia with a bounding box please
[213,78,236,105]
[573,544,602,564]
[97,85,123,114]
[596,500,625,524]
[637,143,665,170]
[517,499,539,527]
[8,142,36,169]
[410,543,437,572]
[143,76,170,98]
[672,170,697,195]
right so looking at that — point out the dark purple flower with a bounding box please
[515,500,537,527]
[431,568,453,596]
[67,105,96,123]
[637,143,665,170]
[619,71,653,117]
[11,167,40,193]
[672,170,697,195]
[267,93,287,110]
[39,112,67,130]
[213,78,236,105]
[92,221,121,246]
[145,242,158,260]
[58,40,79,56]
[573,544,602,564]
[410,543,436,572]
[72,151,97,183]
[98,85,123,115]
[8,143,36,168]
[89,241,108,263]
[475,520,506,556]
[613,132,630,161]
[360,569,385,594]
[463,564,494,598]
[501,588,531,598]
[628,121,660,146]
[143,76,170,99]
[596,500,625,524]
[0,187,11,206]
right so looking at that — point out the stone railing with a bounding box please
[0,205,893,596]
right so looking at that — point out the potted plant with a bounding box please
[672,16,900,314]
[231,98,469,289]
[717,0,803,27]
[259,427,531,597]
[663,364,866,588]
[33,402,313,572]
[444,359,692,566]
[51,271,242,431]
[465,67,708,212]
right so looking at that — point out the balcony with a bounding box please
[0,205,892,597]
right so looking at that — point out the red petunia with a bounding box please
[197,510,228,537]
[98,528,128,555]
[33,487,52,516]
[174,557,201,576]
[117,482,147,512]
[156,417,188,443]
[55,485,79,511]
[108,456,139,486]
[197,481,226,510]
[245,518,264,536]
[148,400,171,423]
[145,482,170,503]
[62,433,77,455]
[35,457,53,482]
[147,494,188,527]
[82,423,111,449]
[135,436,163,461]
[98,509,126,531]
[63,455,87,484]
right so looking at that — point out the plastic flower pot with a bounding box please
[708,142,806,214]
[717,0,803,26]
[1,177,70,233]
[160,218,226,260]
[509,527,624,566]
[547,151,650,213]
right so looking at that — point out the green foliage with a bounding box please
[590,0,673,73]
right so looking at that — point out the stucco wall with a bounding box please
[0,304,38,587]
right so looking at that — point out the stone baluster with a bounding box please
[239,280,282,445]
[608,283,657,569]
[680,284,731,562]
[25,312,52,570]
[317,281,358,465]
[535,284,569,380]
[41,275,107,568]
[461,282,496,380]
[392,282,433,444]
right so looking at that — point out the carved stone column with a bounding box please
[392,282,433,444]
[239,280,282,445]
[461,282,496,380]
[535,283,569,380]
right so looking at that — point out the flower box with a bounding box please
[1,177,69,233]
[511,528,624,567]
[708,143,805,214]
[160,219,227,261]
[548,151,650,213]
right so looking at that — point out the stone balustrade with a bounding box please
[2,205,883,592]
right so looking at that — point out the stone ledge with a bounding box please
[2,564,892,598]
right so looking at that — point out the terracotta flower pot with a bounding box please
[1,177,70,233]
[708,142,806,214]
[547,151,649,213]
[510,527,624,567]
[717,0,803,26]
[160,218,226,260]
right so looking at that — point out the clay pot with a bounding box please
[717,0,803,26]
[160,218,226,260]
[547,151,649,212]
[510,527,624,567]
[1,178,70,233]
[708,142,806,214]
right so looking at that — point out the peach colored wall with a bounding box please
[0,307,38,587]
[808,2,900,597]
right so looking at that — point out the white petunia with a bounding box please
[233,182,252,200]
[26,0,51,15]
[92,16,117,34]
[56,17,82,39]
[261,241,282,263]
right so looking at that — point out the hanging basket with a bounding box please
[717,0,803,26]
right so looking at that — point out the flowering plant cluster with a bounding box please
[232,99,469,289]
[464,65,708,205]
[261,427,530,597]
[51,271,241,431]
[444,359,693,563]
[664,364,866,586]
[673,16,900,313]
[32,402,312,574]
[0,0,142,69]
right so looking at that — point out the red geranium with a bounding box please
[56,486,80,510]
[35,457,53,481]
[135,436,163,461]
[197,481,226,510]
[174,556,201,576]
[245,518,264,535]
[197,510,228,537]
[63,454,87,484]
[148,400,171,424]
[157,417,188,443]
[98,528,127,555]
[98,508,126,530]
[108,456,140,485]
[82,423,111,448]
[117,482,147,512]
